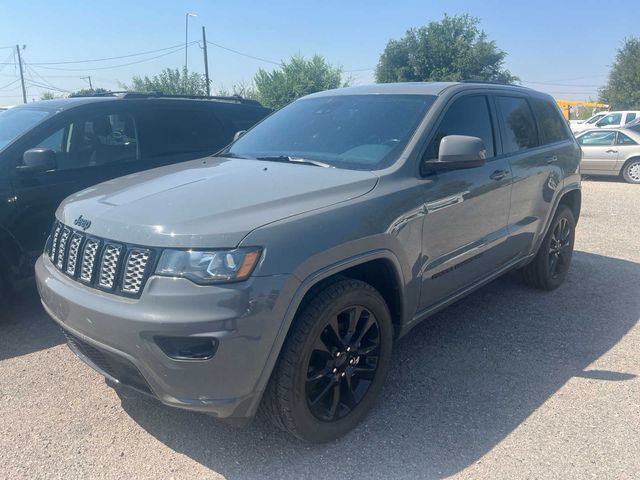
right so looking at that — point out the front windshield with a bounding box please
[227,94,436,170]
[586,114,604,124]
[0,107,53,150]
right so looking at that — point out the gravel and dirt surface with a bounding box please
[1,178,638,479]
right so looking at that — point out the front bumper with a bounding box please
[36,255,298,419]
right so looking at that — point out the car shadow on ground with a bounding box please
[113,251,639,479]
[0,287,64,361]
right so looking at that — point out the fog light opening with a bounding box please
[155,336,219,361]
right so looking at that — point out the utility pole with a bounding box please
[81,75,93,90]
[15,44,26,104]
[202,26,210,96]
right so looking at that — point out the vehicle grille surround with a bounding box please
[47,221,153,297]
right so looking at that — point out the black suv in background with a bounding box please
[0,93,270,300]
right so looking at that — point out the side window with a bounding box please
[137,109,227,159]
[598,113,622,126]
[36,128,66,153]
[426,95,495,159]
[28,112,139,170]
[577,131,616,146]
[531,98,570,145]
[497,96,539,154]
[625,113,637,124]
[617,132,638,145]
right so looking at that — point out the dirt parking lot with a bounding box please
[1,178,638,480]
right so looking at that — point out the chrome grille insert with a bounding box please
[65,233,83,276]
[56,228,71,269]
[80,239,99,283]
[48,222,153,297]
[122,249,150,294]
[98,244,122,289]
[50,223,62,261]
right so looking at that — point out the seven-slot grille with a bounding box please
[47,221,152,297]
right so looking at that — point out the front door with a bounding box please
[8,106,142,261]
[418,94,513,310]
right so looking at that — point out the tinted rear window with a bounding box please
[497,96,539,153]
[531,98,570,145]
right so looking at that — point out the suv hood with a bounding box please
[57,157,378,248]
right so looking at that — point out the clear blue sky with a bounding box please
[1,0,638,106]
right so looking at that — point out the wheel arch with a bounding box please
[248,250,407,417]
[558,188,581,225]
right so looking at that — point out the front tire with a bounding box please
[621,158,640,184]
[260,278,393,442]
[522,204,576,290]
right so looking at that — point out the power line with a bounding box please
[0,42,192,66]
[30,44,195,71]
[0,78,20,90]
[206,40,283,66]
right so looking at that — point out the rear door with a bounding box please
[499,95,567,257]
[615,131,639,170]
[418,93,513,310]
[577,130,618,171]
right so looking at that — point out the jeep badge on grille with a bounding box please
[74,215,92,231]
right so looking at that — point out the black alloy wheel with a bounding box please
[548,216,573,280]
[305,305,381,421]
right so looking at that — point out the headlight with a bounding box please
[155,247,262,285]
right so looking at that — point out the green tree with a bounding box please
[375,14,518,84]
[254,54,349,109]
[599,38,640,109]
[69,88,109,97]
[40,91,60,100]
[125,68,208,95]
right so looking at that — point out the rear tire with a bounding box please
[260,277,393,442]
[621,158,640,184]
[522,205,576,290]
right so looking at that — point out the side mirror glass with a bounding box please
[422,135,486,173]
[18,148,57,173]
[233,130,247,142]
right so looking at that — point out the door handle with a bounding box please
[605,149,618,154]
[490,170,508,181]
[545,155,558,164]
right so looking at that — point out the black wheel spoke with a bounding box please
[312,336,332,356]
[342,372,358,409]
[347,306,364,337]
[309,377,336,406]
[327,381,341,419]
[307,366,331,383]
[353,313,376,347]
[549,253,558,276]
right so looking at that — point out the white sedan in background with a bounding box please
[576,127,640,183]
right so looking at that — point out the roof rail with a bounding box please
[460,79,528,88]
[71,90,262,106]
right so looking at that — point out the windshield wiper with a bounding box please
[212,151,251,159]
[255,156,333,168]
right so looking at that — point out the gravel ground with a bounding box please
[0,178,638,479]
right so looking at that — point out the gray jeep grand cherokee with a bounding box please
[36,82,581,442]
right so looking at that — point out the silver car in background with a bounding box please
[576,126,640,184]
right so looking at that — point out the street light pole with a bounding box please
[184,12,197,73]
